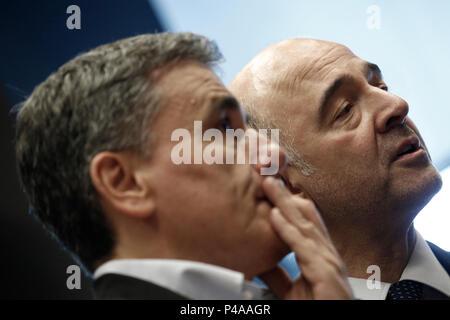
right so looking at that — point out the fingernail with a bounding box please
[266,176,275,185]
[271,207,281,218]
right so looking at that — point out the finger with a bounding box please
[270,208,350,297]
[259,265,292,299]
[270,204,352,299]
[270,208,336,273]
[270,208,314,264]
[271,177,330,240]
[263,177,310,227]
[264,177,329,243]
[292,196,329,237]
[289,197,338,254]
[265,179,339,265]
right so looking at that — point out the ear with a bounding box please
[90,151,155,219]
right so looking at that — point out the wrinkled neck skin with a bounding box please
[327,215,416,283]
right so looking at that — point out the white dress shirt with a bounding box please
[94,259,271,300]
[348,231,450,300]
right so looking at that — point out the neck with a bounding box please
[328,219,417,283]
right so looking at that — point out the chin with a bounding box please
[417,169,443,209]
[393,166,442,216]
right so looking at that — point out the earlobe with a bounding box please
[281,166,311,200]
[89,151,156,219]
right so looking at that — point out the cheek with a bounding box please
[155,160,243,219]
[152,142,258,226]
[313,132,376,172]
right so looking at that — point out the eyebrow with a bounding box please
[366,62,383,80]
[207,95,244,121]
[209,96,239,112]
[318,62,385,123]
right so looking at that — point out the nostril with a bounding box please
[386,116,396,129]
[386,115,406,131]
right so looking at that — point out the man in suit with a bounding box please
[229,38,450,300]
[14,32,353,300]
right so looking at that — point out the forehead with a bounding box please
[291,44,363,84]
[283,43,373,105]
[256,42,375,131]
[154,60,231,124]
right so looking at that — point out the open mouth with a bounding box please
[395,136,422,161]
[398,144,419,157]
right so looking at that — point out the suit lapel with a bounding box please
[427,241,450,276]
[423,241,450,299]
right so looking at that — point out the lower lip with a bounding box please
[395,148,427,163]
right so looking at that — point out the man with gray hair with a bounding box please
[15,32,353,300]
[229,38,450,300]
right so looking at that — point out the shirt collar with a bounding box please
[347,278,391,300]
[349,231,450,299]
[400,232,450,295]
[94,259,267,300]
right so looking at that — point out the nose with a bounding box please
[246,128,288,176]
[375,92,409,133]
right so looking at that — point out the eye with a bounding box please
[279,176,288,187]
[336,103,353,120]
[219,110,232,131]
[243,112,250,126]
[380,85,388,91]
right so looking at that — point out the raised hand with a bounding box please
[259,177,353,300]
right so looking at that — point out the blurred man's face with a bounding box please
[142,61,288,278]
[233,40,442,229]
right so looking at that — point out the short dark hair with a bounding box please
[15,32,222,274]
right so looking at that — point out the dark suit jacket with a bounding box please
[94,273,188,300]
[427,241,450,275]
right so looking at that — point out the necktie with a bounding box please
[386,280,423,300]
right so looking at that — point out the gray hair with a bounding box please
[15,32,223,274]
[243,100,315,176]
